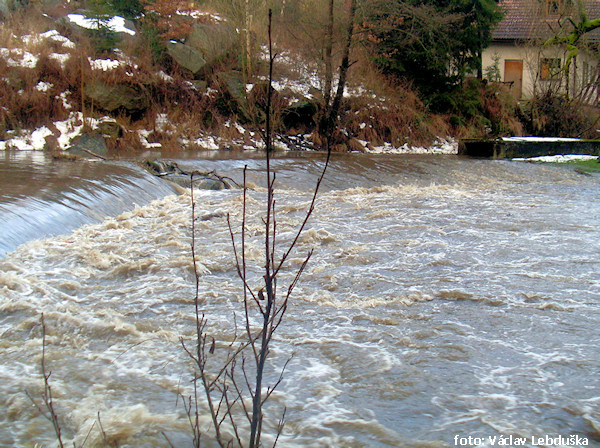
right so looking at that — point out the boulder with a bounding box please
[213,70,249,118]
[282,99,317,131]
[84,80,149,113]
[163,173,231,190]
[194,177,230,190]
[141,160,232,190]
[167,22,238,75]
[97,117,123,138]
[67,133,109,159]
[190,80,208,91]
[215,70,246,102]
[0,0,28,19]
[166,41,207,74]
[0,0,9,18]
[186,22,238,66]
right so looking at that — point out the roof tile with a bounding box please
[493,0,600,42]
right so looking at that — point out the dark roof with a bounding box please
[492,0,600,42]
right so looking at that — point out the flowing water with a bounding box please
[1,151,599,447]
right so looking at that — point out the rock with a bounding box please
[141,160,232,190]
[142,159,180,176]
[282,99,317,131]
[163,173,231,190]
[215,70,246,103]
[166,22,238,75]
[166,41,207,74]
[161,173,192,188]
[347,137,366,153]
[0,0,9,18]
[97,117,123,138]
[67,133,109,159]
[213,70,248,118]
[186,22,238,66]
[0,0,28,19]
[190,80,208,91]
[84,80,149,113]
[194,177,230,190]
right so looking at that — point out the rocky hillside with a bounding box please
[0,1,463,155]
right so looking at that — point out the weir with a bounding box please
[459,138,600,158]
[0,153,178,258]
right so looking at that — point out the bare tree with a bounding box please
[318,0,358,151]
[182,9,332,447]
[27,314,66,448]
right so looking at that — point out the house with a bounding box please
[482,0,600,103]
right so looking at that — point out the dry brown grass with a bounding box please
[0,0,474,152]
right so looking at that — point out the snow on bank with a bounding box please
[0,48,38,68]
[1,30,73,71]
[23,29,76,49]
[1,113,459,153]
[0,126,53,150]
[67,14,136,35]
[175,9,223,22]
[502,136,581,142]
[363,138,458,155]
[0,113,119,151]
[512,154,599,163]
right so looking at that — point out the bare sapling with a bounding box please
[27,314,66,448]
[182,9,333,448]
[28,314,105,448]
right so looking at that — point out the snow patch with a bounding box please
[35,81,53,92]
[67,14,136,36]
[57,91,73,110]
[0,48,38,68]
[365,138,458,155]
[502,136,580,142]
[50,53,70,68]
[157,71,174,82]
[55,112,85,149]
[193,135,220,150]
[88,57,122,71]
[42,30,76,48]
[23,30,76,49]
[175,10,224,22]
[138,129,162,149]
[512,155,599,163]
[0,126,52,150]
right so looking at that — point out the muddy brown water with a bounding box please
[1,150,599,447]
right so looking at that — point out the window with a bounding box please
[540,58,562,80]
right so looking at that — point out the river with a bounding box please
[1,150,599,447]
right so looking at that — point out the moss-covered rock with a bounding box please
[166,41,207,74]
[84,80,149,113]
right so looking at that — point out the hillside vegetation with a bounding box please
[0,0,583,154]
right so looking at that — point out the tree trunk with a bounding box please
[319,0,357,152]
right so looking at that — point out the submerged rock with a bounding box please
[141,160,232,190]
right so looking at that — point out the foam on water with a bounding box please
[1,154,600,446]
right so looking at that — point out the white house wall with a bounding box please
[482,42,599,103]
